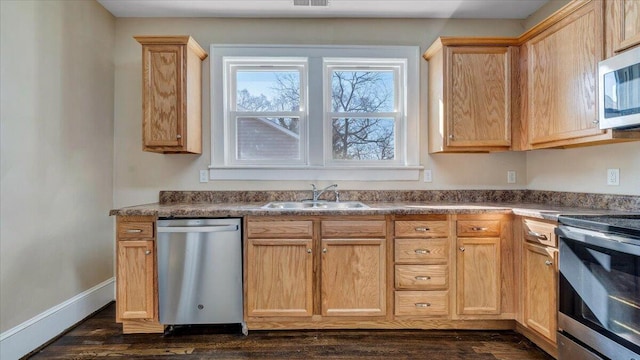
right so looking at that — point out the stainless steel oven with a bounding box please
[556,215,640,360]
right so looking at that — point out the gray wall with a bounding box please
[0,0,116,332]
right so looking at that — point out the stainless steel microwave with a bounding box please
[598,46,640,130]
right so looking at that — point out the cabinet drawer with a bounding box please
[523,218,557,247]
[394,291,449,316]
[394,221,449,238]
[118,222,154,239]
[395,265,448,290]
[321,220,386,238]
[457,220,500,237]
[395,239,448,264]
[247,221,313,238]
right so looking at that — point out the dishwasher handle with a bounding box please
[157,224,239,233]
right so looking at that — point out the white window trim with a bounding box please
[209,44,421,181]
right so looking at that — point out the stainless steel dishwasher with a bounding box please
[157,218,246,334]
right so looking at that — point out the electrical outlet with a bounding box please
[607,168,619,186]
[424,169,433,183]
[507,170,516,184]
[199,169,209,183]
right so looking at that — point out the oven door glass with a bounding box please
[559,236,640,354]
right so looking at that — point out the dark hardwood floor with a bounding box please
[26,302,553,359]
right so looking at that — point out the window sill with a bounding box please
[207,166,423,181]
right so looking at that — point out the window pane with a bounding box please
[332,118,395,160]
[237,117,300,160]
[331,71,394,112]
[236,71,300,111]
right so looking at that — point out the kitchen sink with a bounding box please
[262,201,369,209]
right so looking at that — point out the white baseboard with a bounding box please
[0,278,115,360]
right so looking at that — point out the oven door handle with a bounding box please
[557,225,640,256]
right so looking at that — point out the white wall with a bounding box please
[113,17,530,207]
[0,0,115,333]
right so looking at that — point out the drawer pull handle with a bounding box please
[145,250,151,255]
[415,276,431,281]
[471,226,488,231]
[528,231,548,240]
[545,260,553,266]
[126,229,143,233]
[415,227,430,232]
[414,249,431,254]
[415,303,431,308]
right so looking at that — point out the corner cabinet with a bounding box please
[424,38,519,153]
[134,36,208,154]
[115,216,164,334]
[519,0,640,149]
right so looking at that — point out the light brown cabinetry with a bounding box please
[393,215,452,318]
[519,0,640,149]
[424,38,518,153]
[134,36,208,154]
[516,217,559,358]
[115,216,163,334]
[605,0,640,56]
[245,216,387,327]
[455,214,513,319]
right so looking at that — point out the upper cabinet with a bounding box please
[605,0,640,57]
[518,0,640,149]
[134,36,208,154]
[424,38,518,153]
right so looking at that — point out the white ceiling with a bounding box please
[97,0,550,19]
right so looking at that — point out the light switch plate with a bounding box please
[199,169,209,183]
[507,170,516,184]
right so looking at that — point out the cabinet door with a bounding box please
[606,0,640,56]
[116,240,155,320]
[526,1,604,146]
[447,47,511,148]
[524,243,558,343]
[456,237,501,315]
[246,238,313,317]
[141,44,185,148]
[321,238,386,317]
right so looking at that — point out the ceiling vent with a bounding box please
[293,0,329,6]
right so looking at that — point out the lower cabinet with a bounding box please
[115,216,163,334]
[245,216,387,326]
[516,217,559,358]
[456,237,501,315]
[523,242,558,342]
[246,238,313,317]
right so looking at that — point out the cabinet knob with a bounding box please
[415,303,431,308]
[307,248,312,254]
[449,134,454,139]
[592,119,599,125]
[145,250,151,255]
[459,247,465,252]
[176,134,182,139]
[322,248,327,254]
[414,249,431,254]
[545,260,553,266]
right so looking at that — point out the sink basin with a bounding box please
[262,201,369,210]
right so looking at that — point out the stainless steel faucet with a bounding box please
[311,184,338,202]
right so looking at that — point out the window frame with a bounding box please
[224,58,308,166]
[209,45,421,181]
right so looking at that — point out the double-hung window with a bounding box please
[210,45,420,180]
